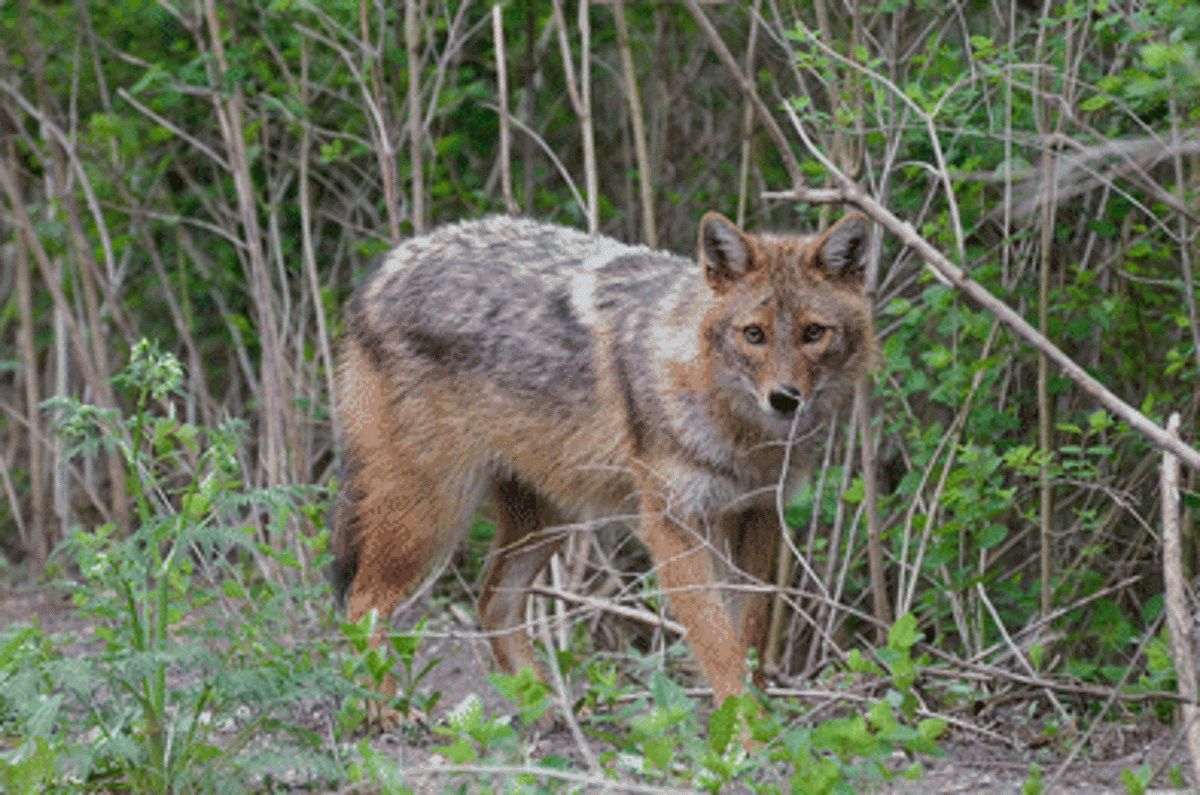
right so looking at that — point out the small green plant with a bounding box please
[489,666,552,728]
[0,624,66,792]
[1023,762,1044,794]
[433,692,521,765]
[347,740,414,795]
[47,340,259,791]
[1,340,347,792]
[768,617,943,794]
[1121,762,1153,795]
[568,614,945,793]
[696,693,766,792]
[625,669,699,776]
[338,610,442,735]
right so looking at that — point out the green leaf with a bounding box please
[364,648,392,685]
[648,670,690,711]
[1120,762,1151,795]
[1141,42,1189,70]
[843,478,865,505]
[708,696,738,753]
[847,649,884,676]
[489,667,550,725]
[340,610,377,653]
[25,693,64,738]
[917,717,947,742]
[813,715,878,759]
[1023,763,1044,795]
[433,737,477,764]
[867,700,896,733]
[388,616,426,661]
[182,491,212,523]
[642,735,673,769]
[888,614,920,652]
[976,524,1007,550]
[220,579,246,600]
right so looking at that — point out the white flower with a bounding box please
[445,693,482,729]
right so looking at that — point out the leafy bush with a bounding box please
[1,341,349,792]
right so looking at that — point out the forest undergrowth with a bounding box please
[2,0,1199,792]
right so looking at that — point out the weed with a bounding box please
[338,610,442,736]
[0,340,349,792]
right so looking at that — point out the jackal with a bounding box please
[331,211,876,705]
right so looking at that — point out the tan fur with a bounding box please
[332,211,876,708]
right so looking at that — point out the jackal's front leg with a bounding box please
[728,507,779,685]
[638,492,748,704]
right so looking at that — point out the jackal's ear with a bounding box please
[813,212,869,287]
[700,212,754,290]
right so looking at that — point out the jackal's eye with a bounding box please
[801,323,826,343]
[743,325,766,345]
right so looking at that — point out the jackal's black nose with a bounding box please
[768,387,801,415]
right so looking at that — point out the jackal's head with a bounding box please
[697,211,877,432]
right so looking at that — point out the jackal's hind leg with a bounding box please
[477,476,566,678]
[340,451,483,727]
[343,459,480,625]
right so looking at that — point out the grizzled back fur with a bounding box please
[343,218,642,405]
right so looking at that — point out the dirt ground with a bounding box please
[2,583,1191,794]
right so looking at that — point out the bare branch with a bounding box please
[1161,413,1200,784]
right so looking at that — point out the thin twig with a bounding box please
[396,763,697,794]
[535,614,603,779]
[611,0,655,247]
[492,5,516,216]
[975,583,1070,724]
[404,0,424,234]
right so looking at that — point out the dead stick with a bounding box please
[405,0,425,233]
[492,5,516,216]
[1161,412,1200,784]
[527,584,685,636]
